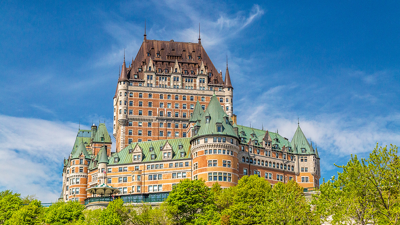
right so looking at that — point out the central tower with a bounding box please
[113,35,234,152]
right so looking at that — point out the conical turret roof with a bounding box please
[71,141,90,159]
[189,100,204,123]
[224,65,232,88]
[192,94,238,139]
[118,59,128,82]
[98,146,109,164]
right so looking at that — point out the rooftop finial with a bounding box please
[198,23,201,44]
[79,120,80,130]
[226,54,228,68]
[124,49,125,63]
[298,117,300,126]
[144,20,147,41]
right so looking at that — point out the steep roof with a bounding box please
[93,123,112,143]
[118,59,128,82]
[71,141,90,159]
[126,39,224,85]
[235,125,290,150]
[189,100,203,123]
[97,146,109,164]
[192,94,238,139]
[290,125,315,155]
[108,138,191,165]
[224,65,232,88]
[70,130,92,156]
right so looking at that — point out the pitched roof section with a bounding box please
[290,125,315,155]
[235,125,290,150]
[71,130,92,156]
[126,39,224,85]
[192,94,238,139]
[108,138,191,165]
[93,123,112,143]
[72,141,91,159]
[189,100,204,123]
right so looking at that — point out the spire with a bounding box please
[98,146,109,164]
[198,23,201,45]
[144,20,147,41]
[224,55,233,88]
[118,52,128,82]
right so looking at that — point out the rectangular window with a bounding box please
[244,168,248,175]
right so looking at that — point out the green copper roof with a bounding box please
[235,125,290,150]
[290,125,315,155]
[108,138,191,165]
[189,100,204,122]
[192,94,238,139]
[98,146,109,164]
[70,130,92,156]
[71,141,91,159]
[93,123,112,143]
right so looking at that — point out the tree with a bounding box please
[0,190,23,223]
[98,198,127,225]
[165,179,214,224]
[218,175,272,225]
[5,199,44,225]
[44,200,84,224]
[266,181,319,224]
[127,203,170,225]
[313,144,400,224]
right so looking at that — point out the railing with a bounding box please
[84,193,169,205]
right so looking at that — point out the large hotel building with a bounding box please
[61,33,321,204]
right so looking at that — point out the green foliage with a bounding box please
[0,190,23,224]
[79,208,103,225]
[5,199,44,225]
[165,179,213,224]
[313,144,400,224]
[44,200,84,224]
[98,198,127,225]
[219,175,271,225]
[266,181,318,224]
[127,203,170,225]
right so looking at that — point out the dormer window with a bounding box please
[129,149,133,154]
[157,53,160,57]
[180,152,186,157]
[175,68,178,73]
[151,154,156,160]
[179,145,183,149]
[189,55,192,59]
[149,147,154,152]
[217,125,222,132]
[160,146,163,150]
[148,66,151,71]
[241,137,244,142]
[134,74,138,79]
[201,70,203,74]
[147,53,150,56]
[255,140,258,145]
[301,148,306,153]
[206,116,210,123]
[114,157,119,163]
[138,68,142,72]
[101,137,104,141]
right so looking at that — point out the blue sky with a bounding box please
[1,0,399,201]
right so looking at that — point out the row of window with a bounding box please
[204,149,234,156]
[70,159,85,165]
[241,146,295,161]
[207,160,232,168]
[127,130,186,139]
[122,109,193,119]
[208,172,232,182]
[67,167,84,174]
[69,188,80,195]
[241,157,295,171]
[120,92,230,103]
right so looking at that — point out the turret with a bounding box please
[224,59,233,116]
[190,94,240,188]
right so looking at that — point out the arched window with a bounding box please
[261,160,264,166]
[242,157,245,162]
[250,158,253,163]
[246,157,249,163]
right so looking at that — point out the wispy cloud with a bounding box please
[237,84,400,174]
[0,115,79,202]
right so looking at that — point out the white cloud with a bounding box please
[237,85,400,173]
[0,115,79,202]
